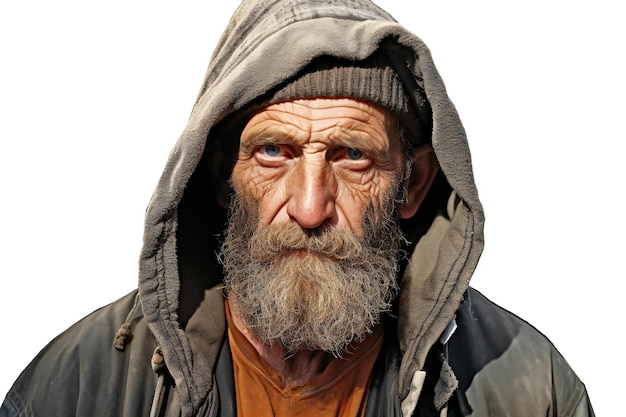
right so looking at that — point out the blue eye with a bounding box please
[264,144,281,156]
[346,148,364,160]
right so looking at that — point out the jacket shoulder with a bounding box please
[447,287,594,416]
[2,291,158,417]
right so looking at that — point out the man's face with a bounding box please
[231,98,406,233]
[221,98,408,354]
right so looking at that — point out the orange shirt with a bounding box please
[225,300,383,417]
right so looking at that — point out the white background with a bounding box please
[1,1,623,415]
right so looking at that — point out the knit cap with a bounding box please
[267,48,431,148]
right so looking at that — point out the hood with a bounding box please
[137,0,484,414]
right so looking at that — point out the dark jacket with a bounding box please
[2,0,594,416]
[1,287,593,416]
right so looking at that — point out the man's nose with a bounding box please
[286,162,336,229]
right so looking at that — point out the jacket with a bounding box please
[2,0,594,416]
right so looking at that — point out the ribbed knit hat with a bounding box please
[267,50,431,148]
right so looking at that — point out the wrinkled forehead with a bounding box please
[206,97,405,177]
[238,98,404,164]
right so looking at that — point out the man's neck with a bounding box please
[227,299,333,388]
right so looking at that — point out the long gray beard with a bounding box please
[219,193,404,355]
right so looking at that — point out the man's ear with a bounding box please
[399,144,439,219]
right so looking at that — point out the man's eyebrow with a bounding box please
[240,127,393,162]
[331,131,393,162]
[239,131,288,154]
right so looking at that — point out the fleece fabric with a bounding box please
[1,1,594,416]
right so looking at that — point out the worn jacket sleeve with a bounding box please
[551,347,595,417]
[446,289,595,417]
[0,398,18,417]
[0,291,158,417]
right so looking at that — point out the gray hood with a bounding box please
[138,0,484,414]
